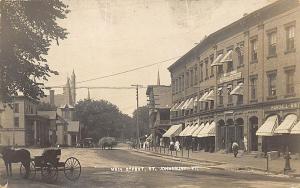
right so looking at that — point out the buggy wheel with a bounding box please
[41,163,58,183]
[64,157,81,181]
[20,161,36,179]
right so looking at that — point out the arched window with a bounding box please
[235,46,244,66]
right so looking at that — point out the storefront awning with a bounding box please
[170,103,178,112]
[220,50,233,63]
[274,114,297,134]
[181,99,190,110]
[230,83,244,95]
[193,96,198,107]
[256,115,278,136]
[197,122,215,137]
[204,90,215,101]
[192,122,205,137]
[185,98,194,110]
[179,123,191,136]
[146,134,153,141]
[211,54,223,66]
[162,124,182,138]
[291,121,300,134]
[199,92,208,102]
[176,101,185,110]
[185,123,199,136]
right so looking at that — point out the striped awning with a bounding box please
[291,120,300,134]
[192,122,205,137]
[179,123,192,136]
[230,83,244,95]
[162,124,182,138]
[185,123,199,136]
[197,122,215,137]
[220,50,233,63]
[211,54,224,66]
[176,101,185,110]
[199,92,209,102]
[205,90,215,101]
[170,103,178,112]
[185,98,194,110]
[274,114,297,134]
[256,115,278,136]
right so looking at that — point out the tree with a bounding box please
[0,0,69,102]
[75,99,134,141]
[132,106,150,138]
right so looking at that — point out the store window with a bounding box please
[267,72,277,97]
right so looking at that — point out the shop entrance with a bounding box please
[249,116,258,151]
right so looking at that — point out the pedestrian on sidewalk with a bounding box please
[169,140,175,151]
[175,140,180,151]
[232,141,239,158]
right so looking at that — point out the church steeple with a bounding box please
[71,70,76,105]
[157,69,160,86]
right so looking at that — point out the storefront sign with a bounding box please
[219,71,242,84]
[269,102,300,110]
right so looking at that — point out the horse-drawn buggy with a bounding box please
[20,148,81,182]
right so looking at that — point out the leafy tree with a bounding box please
[75,99,134,141]
[132,106,150,138]
[0,0,69,102]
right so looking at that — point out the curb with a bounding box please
[131,149,298,177]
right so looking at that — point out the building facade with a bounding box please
[0,96,51,146]
[146,85,172,146]
[168,0,300,153]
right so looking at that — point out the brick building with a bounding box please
[168,0,300,153]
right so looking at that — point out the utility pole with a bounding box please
[131,84,141,148]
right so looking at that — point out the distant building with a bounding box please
[0,96,51,147]
[41,70,76,107]
[146,71,172,146]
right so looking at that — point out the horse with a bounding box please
[0,146,31,178]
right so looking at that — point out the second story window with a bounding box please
[250,76,257,100]
[227,84,233,104]
[268,32,277,56]
[210,55,214,77]
[286,69,295,95]
[251,38,258,62]
[190,69,194,87]
[205,59,209,79]
[194,66,198,85]
[14,117,19,127]
[14,103,19,113]
[217,87,223,105]
[186,72,189,88]
[200,63,203,81]
[227,61,233,73]
[286,25,295,52]
[267,72,277,97]
[235,46,244,66]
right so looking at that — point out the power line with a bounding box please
[76,56,181,84]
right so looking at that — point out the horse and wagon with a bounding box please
[0,147,81,183]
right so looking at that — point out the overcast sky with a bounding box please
[45,0,274,115]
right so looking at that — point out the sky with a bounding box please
[45,0,274,116]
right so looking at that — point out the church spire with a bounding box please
[157,69,160,85]
[87,88,90,100]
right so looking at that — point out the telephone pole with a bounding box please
[131,84,142,148]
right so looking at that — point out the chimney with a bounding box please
[50,90,55,106]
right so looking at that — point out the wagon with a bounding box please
[20,148,81,182]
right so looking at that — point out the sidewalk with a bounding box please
[136,147,300,177]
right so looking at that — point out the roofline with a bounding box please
[168,0,299,71]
